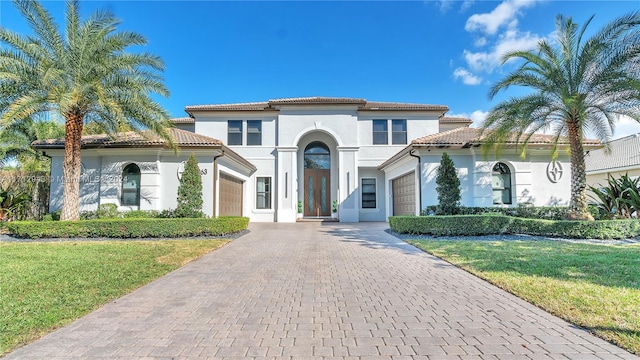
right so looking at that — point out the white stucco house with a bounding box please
[33,97,601,222]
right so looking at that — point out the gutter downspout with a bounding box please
[409,147,422,215]
[213,150,225,218]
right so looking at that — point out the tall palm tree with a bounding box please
[0,0,174,220]
[482,12,640,220]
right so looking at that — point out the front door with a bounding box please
[304,169,331,216]
[303,141,331,217]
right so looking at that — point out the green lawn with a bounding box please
[409,240,640,355]
[0,240,228,355]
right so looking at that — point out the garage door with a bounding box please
[219,173,243,216]
[392,172,415,216]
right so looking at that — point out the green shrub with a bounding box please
[435,152,461,215]
[6,216,249,239]
[510,217,640,239]
[390,215,640,239]
[122,210,159,218]
[390,215,513,236]
[589,173,640,219]
[42,210,61,221]
[175,154,204,218]
[80,203,121,220]
[420,205,566,220]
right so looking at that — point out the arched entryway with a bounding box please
[303,141,331,216]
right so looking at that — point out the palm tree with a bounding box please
[0,0,174,220]
[481,12,640,220]
[0,118,65,171]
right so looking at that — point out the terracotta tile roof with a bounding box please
[32,128,222,149]
[438,116,473,125]
[359,101,448,111]
[269,96,367,105]
[585,133,640,172]
[171,117,195,124]
[411,127,601,148]
[439,116,472,124]
[184,97,449,113]
[185,101,271,112]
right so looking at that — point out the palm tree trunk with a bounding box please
[60,113,84,221]
[566,120,594,221]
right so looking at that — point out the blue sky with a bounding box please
[2,0,639,139]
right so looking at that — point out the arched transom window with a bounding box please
[121,163,141,207]
[304,142,330,169]
[492,162,512,205]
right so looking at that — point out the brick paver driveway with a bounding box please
[6,222,637,359]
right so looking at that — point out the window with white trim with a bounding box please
[392,119,407,144]
[227,120,243,145]
[492,162,512,204]
[247,120,262,145]
[361,178,377,209]
[256,177,271,209]
[372,119,388,145]
[121,163,141,206]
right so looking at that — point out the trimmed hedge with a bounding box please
[420,205,568,220]
[390,215,513,236]
[6,216,249,239]
[389,215,640,240]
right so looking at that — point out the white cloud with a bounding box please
[463,29,541,73]
[453,67,483,85]
[448,110,489,128]
[460,0,475,12]
[433,0,475,14]
[465,0,538,35]
[474,37,487,47]
[611,115,640,140]
[470,110,489,127]
[436,0,454,13]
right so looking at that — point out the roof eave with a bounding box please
[220,145,257,172]
[378,145,414,171]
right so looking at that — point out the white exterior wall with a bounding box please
[381,155,420,218]
[529,155,572,206]
[181,106,447,222]
[358,168,387,221]
[414,149,572,210]
[47,149,218,217]
[357,112,440,167]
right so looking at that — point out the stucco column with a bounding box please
[337,146,359,222]
[276,146,298,222]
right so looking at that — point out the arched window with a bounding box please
[304,142,330,169]
[492,162,512,205]
[121,163,141,207]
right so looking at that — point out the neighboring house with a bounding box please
[33,96,600,222]
[585,133,640,187]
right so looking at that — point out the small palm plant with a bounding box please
[589,174,640,219]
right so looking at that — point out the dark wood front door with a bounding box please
[304,169,331,217]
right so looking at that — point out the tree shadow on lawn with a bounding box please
[410,239,640,290]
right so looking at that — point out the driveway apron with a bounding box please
[5,222,638,359]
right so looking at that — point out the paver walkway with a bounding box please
[6,222,638,359]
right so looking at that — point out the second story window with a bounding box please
[247,120,262,146]
[372,119,388,145]
[392,119,407,144]
[227,120,243,145]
